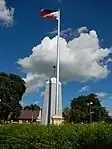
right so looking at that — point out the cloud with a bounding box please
[79,86,89,92]
[49,28,76,41]
[34,100,39,105]
[105,58,112,64]
[78,26,88,34]
[49,29,58,35]
[96,92,108,97]
[0,0,14,26]
[19,101,26,107]
[40,91,45,97]
[60,28,77,41]
[110,96,112,100]
[22,73,48,94]
[17,28,111,94]
[57,0,61,3]
[49,27,88,41]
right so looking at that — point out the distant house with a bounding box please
[11,108,42,123]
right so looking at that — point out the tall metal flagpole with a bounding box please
[56,10,60,115]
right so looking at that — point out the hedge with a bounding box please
[0,123,112,149]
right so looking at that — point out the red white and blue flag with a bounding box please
[40,9,59,19]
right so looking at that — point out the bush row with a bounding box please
[0,123,112,149]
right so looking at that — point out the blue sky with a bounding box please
[0,0,112,113]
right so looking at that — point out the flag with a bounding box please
[40,9,59,19]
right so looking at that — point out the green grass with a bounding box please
[0,123,112,149]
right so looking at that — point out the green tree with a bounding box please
[63,94,109,123]
[0,72,26,122]
[62,107,71,123]
[11,103,22,120]
[24,104,40,110]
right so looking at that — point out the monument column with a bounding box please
[41,66,63,125]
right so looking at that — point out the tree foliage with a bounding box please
[1,123,112,149]
[63,94,109,123]
[11,103,22,119]
[0,72,26,122]
[24,104,40,111]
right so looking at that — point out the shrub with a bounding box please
[0,123,112,149]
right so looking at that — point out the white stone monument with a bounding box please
[41,77,62,125]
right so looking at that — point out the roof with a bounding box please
[17,109,40,120]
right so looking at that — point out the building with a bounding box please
[11,108,42,123]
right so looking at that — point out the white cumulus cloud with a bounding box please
[96,92,108,97]
[0,0,14,26]
[79,86,89,92]
[78,26,88,34]
[17,28,111,94]
[22,73,48,94]
[49,27,88,41]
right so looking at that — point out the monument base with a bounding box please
[52,115,64,125]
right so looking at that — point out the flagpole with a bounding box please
[56,10,60,115]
